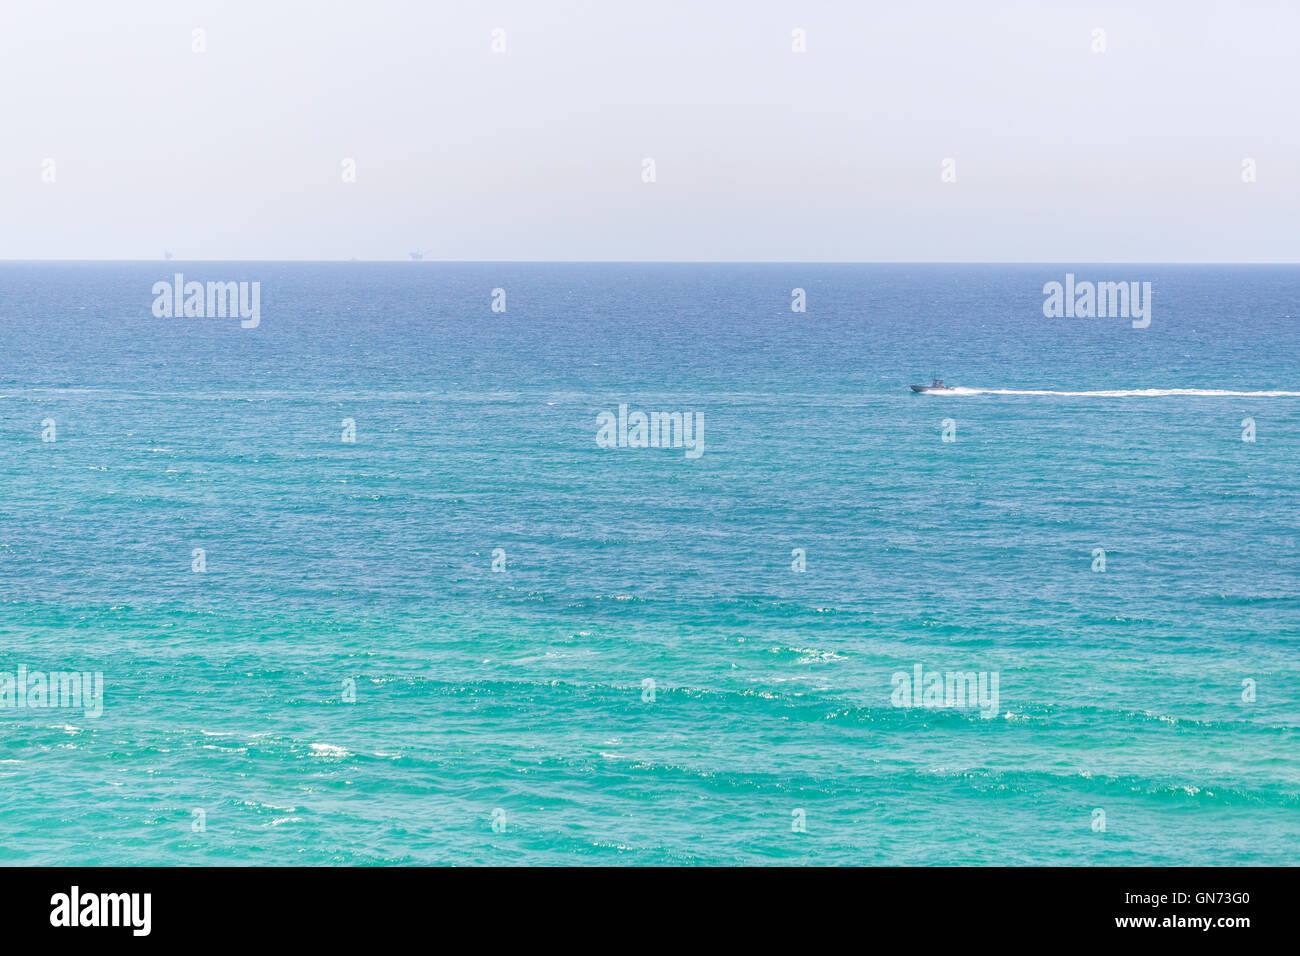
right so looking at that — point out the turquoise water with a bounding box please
[1,262,1297,865]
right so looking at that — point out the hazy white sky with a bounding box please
[1,0,1296,261]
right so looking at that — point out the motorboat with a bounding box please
[910,377,954,393]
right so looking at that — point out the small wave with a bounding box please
[766,645,846,663]
[308,742,350,758]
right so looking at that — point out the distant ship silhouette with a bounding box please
[409,251,426,261]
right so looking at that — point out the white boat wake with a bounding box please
[937,387,1300,398]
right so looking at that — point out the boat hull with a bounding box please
[910,385,954,393]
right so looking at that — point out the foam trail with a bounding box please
[938,387,1300,398]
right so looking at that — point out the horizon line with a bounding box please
[2,258,1299,266]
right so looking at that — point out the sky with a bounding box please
[0,0,1296,262]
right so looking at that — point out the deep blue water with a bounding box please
[1,262,1297,864]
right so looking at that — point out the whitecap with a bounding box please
[309,742,350,758]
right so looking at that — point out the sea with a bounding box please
[0,262,1296,865]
